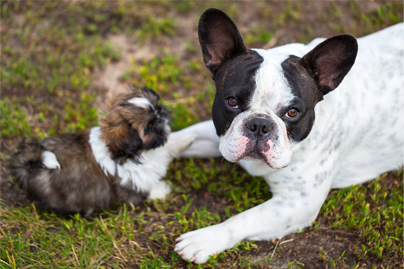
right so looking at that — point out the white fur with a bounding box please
[42,151,60,169]
[90,127,196,196]
[176,23,404,264]
[250,48,297,112]
[128,97,152,109]
[179,120,221,158]
[217,49,300,168]
[148,181,172,199]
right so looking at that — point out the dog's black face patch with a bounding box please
[280,34,358,142]
[197,8,264,136]
[212,50,264,136]
[280,56,323,142]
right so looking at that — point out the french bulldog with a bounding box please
[174,8,403,264]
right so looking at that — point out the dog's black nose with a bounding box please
[247,118,271,137]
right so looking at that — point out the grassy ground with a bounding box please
[1,1,403,268]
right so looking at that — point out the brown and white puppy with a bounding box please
[10,87,195,217]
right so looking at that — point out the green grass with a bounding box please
[138,15,177,41]
[320,171,403,261]
[0,160,267,268]
[245,26,273,47]
[134,51,188,94]
[0,98,33,139]
[1,1,403,268]
[1,2,121,139]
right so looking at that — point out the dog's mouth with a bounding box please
[240,138,265,160]
[224,137,290,169]
[218,112,292,169]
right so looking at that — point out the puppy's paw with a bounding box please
[148,180,171,200]
[174,224,233,264]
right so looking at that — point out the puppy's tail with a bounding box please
[10,141,60,190]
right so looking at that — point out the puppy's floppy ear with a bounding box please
[104,124,143,161]
[99,101,144,162]
[198,8,247,77]
[299,34,358,95]
[141,87,159,104]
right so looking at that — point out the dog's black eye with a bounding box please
[285,108,300,119]
[227,97,238,108]
[144,124,151,134]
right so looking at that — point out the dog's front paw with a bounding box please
[165,131,197,155]
[174,224,234,264]
[178,133,197,153]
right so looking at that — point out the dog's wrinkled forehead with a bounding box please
[249,49,295,114]
[215,49,298,116]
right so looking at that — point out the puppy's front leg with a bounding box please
[174,175,332,264]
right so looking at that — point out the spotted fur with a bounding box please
[175,8,403,264]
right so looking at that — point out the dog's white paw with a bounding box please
[174,223,234,264]
[148,181,171,199]
[178,133,197,153]
[166,131,197,154]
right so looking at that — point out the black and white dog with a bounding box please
[175,8,403,264]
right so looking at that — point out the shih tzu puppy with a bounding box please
[10,87,195,217]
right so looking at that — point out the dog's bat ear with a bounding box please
[299,35,358,95]
[198,8,247,77]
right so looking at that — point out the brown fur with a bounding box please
[10,132,147,217]
[10,87,170,217]
[99,87,169,163]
